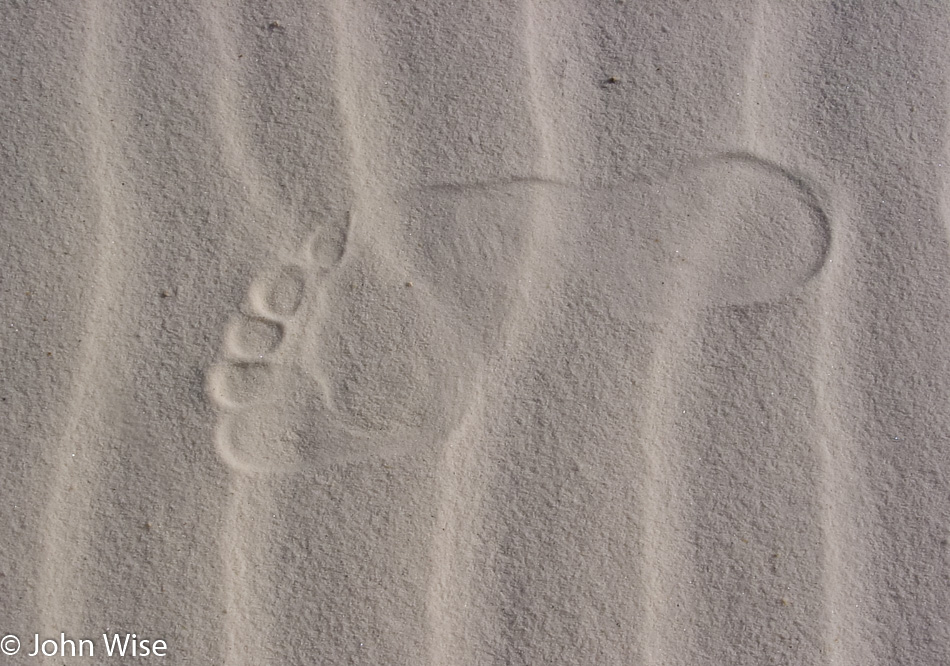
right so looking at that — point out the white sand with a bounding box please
[2,1,949,663]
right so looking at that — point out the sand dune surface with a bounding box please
[1,1,949,664]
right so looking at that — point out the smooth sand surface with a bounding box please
[2,1,949,664]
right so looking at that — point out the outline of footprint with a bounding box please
[207,156,831,475]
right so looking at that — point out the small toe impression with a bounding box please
[250,265,306,318]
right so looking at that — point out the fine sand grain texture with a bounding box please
[2,1,949,664]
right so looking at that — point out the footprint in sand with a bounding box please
[206,153,830,474]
